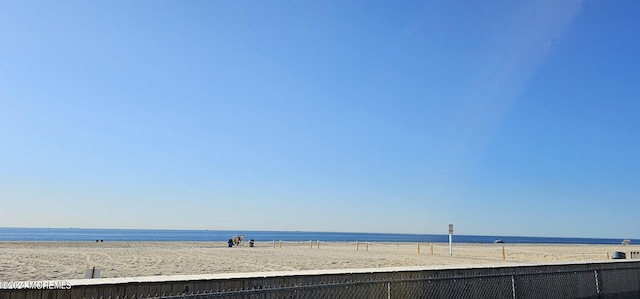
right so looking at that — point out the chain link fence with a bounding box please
[145,265,640,299]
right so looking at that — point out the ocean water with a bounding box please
[0,227,635,244]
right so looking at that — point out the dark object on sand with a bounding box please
[494,239,504,244]
[611,251,626,259]
[228,238,234,247]
[249,239,255,247]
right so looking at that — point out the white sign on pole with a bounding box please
[448,223,453,255]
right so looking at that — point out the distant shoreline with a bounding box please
[0,227,635,244]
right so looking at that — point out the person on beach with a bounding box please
[228,238,234,247]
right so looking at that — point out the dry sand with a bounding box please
[1,241,637,281]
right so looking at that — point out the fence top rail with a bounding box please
[40,260,640,287]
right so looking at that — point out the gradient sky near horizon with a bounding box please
[1,0,639,238]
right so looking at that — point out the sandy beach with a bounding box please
[1,241,637,281]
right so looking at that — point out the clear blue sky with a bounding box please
[1,0,639,238]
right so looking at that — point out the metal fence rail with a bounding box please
[4,262,640,299]
[148,266,640,299]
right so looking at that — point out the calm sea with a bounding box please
[0,228,634,244]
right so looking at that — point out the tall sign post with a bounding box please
[448,223,453,255]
